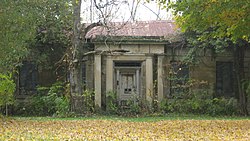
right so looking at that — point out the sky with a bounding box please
[81,0,173,23]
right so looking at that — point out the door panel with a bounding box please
[121,74,134,95]
[120,73,136,100]
[115,68,140,106]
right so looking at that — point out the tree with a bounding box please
[0,0,72,73]
[163,0,249,115]
[29,0,72,72]
[0,0,37,73]
[167,0,249,42]
[0,0,73,115]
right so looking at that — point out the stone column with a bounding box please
[106,56,113,92]
[136,69,140,96]
[145,56,153,106]
[116,69,120,102]
[94,55,102,108]
[157,55,164,102]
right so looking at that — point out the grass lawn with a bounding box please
[1,115,250,140]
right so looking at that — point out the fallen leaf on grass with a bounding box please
[0,119,249,140]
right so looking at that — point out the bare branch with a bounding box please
[142,2,162,20]
[129,0,140,21]
[83,21,103,36]
[93,0,106,22]
[83,49,129,56]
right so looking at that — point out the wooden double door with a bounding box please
[116,68,140,105]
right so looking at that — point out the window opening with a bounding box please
[169,61,189,97]
[19,61,38,95]
[216,62,234,97]
[82,63,86,90]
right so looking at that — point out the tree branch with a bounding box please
[83,21,103,36]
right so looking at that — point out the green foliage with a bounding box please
[117,98,143,117]
[29,0,72,70]
[0,73,16,106]
[163,0,249,116]
[14,82,70,117]
[105,91,142,116]
[206,97,239,116]
[127,100,140,114]
[82,90,95,112]
[160,91,239,116]
[181,31,231,64]
[54,96,70,117]
[0,0,72,72]
[167,0,249,43]
[106,91,119,114]
[0,1,37,72]
[0,73,16,115]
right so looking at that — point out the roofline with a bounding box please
[90,35,170,45]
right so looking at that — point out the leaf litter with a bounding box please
[0,119,249,140]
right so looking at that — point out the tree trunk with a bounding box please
[70,1,104,114]
[69,64,84,114]
[70,0,84,114]
[5,104,8,116]
[234,45,248,116]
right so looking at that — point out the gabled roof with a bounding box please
[86,20,179,41]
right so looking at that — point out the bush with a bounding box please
[13,82,70,117]
[205,97,239,116]
[54,96,70,117]
[82,89,95,113]
[106,91,118,114]
[105,91,143,116]
[0,73,16,116]
[160,91,239,116]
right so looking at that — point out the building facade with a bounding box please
[16,21,250,112]
[83,20,250,109]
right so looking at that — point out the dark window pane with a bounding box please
[19,61,38,95]
[216,62,234,97]
[82,63,86,89]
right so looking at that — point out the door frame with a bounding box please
[115,67,141,105]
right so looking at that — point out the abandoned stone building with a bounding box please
[83,20,250,108]
[16,20,250,110]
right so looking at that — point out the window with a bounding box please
[82,63,86,89]
[216,62,234,97]
[19,61,38,95]
[169,61,189,96]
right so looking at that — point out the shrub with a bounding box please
[106,91,118,114]
[105,91,143,116]
[160,91,239,116]
[13,82,70,117]
[54,96,70,117]
[0,73,16,116]
[82,89,95,113]
[205,97,239,116]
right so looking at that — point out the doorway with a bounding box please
[114,61,141,106]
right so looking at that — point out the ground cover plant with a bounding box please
[1,116,249,140]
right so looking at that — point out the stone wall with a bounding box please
[161,46,250,104]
